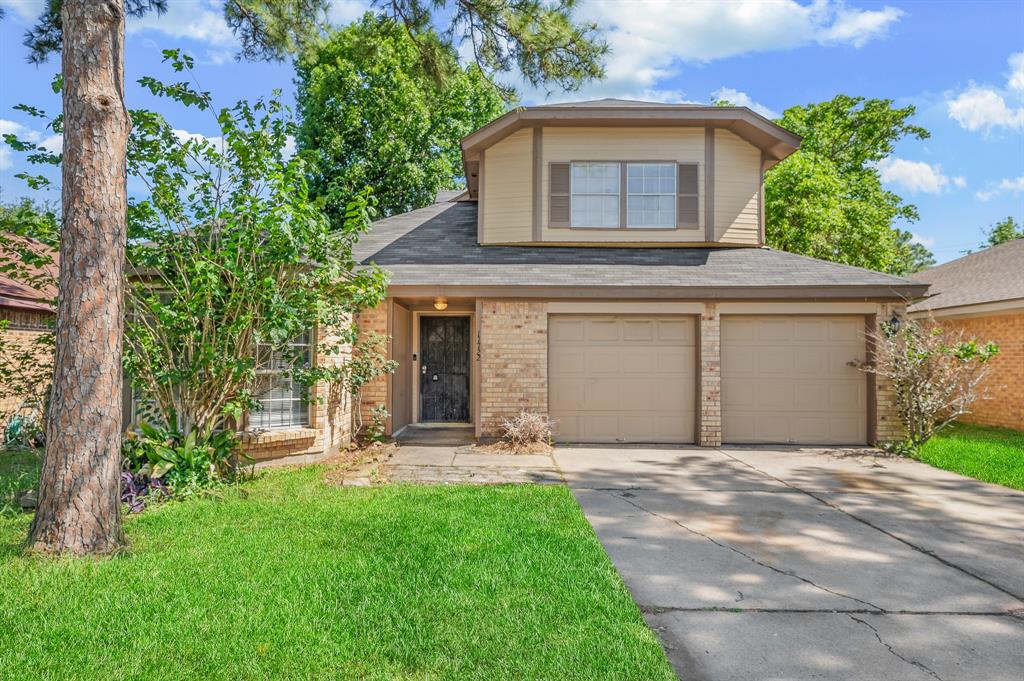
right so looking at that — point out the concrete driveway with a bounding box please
[554,446,1024,681]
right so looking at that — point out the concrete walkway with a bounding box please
[343,442,563,485]
[555,445,1024,681]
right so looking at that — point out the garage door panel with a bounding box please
[549,315,695,443]
[723,315,867,445]
[622,319,654,341]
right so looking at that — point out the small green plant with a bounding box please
[853,317,999,451]
[343,330,398,440]
[123,422,239,487]
[367,405,389,444]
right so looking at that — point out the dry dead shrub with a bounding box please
[500,411,555,448]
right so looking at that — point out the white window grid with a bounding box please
[626,163,677,228]
[570,162,620,228]
[251,330,312,429]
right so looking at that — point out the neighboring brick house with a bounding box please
[351,99,928,448]
[909,240,1024,431]
[0,236,56,426]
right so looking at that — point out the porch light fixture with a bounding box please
[433,297,448,311]
[886,311,901,336]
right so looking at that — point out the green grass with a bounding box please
[0,462,673,680]
[917,423,1024,490]
[0,448,41,516]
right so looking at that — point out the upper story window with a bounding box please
[570,162,620,228]
[556,161,697,230]
[251,330,312,429]
[626,163,676,228]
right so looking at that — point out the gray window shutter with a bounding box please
[677,163,699,228]
[549,162,571,227]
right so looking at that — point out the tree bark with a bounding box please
[27,0,129,555]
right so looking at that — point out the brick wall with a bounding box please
[0,307,54,425]
[698,303,722,447]
[478,300,548,437]
[873,302,906,444]
[354,303,389,436]
[934,312,1023,431]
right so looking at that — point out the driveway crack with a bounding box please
[605,490,884,612]
[718,449,1024,605]
[849,615,944,680]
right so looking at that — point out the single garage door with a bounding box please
[549,315,696,443]
[722,315,867,445]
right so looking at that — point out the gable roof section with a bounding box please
[460,100,801,199]
[0,235,57,313]
[908,239,1024,313]
[355,200,926,300]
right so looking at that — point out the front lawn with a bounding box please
[917,422,1024,490]
[0,461,673,680]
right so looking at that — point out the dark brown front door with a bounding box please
[419,315,470,422]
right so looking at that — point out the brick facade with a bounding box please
[354,303,389,436]
[698,303,722,446]
[933,312,1023,431]
[871,302,906,445]
[0,306,54,426]
[478,300,548,437]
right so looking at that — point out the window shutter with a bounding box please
[677,163,699,228]
[549,162,571,227]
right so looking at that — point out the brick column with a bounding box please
[698,303,722,447]
[478,300,548,437]
[355,302,389,435]
[872,302,906,445]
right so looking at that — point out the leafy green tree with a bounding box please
[980,216,1022,249]
[296,14,507,220]
[765,96,934,275]
[895,229,936,273]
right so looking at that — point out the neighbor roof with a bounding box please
[459,99,802,199]
[356,199,926,300]
[0,235,57,313]
[908,239,1024,313]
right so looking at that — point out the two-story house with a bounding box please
[352,99,927,449]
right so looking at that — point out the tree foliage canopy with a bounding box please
[765,95,934,275]
[296,13,506,220]
[980,216,1022,250]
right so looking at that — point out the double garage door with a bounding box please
[548,314,866,445]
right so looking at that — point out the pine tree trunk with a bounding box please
[27,0,129,555]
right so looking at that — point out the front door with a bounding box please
[419,315,470,422]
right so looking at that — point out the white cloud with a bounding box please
[711,88,780,119]
[569,1,904,98]
[909,232,935,248]
[947,52,1024,133]
[0,0,44,22]
[1009,52,1024,93]
[127,1,235,47]
[818,5,905,47]
[0,119,60,166]
[876,157,950,194]
[327,0,371,25]
[283,135,296,159]
[172,128,223,149]
[975,175,1024,201]
[952,176,967,189]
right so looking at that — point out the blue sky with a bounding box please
[1,0,1022,263]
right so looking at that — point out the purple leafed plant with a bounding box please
[120,471,171,513]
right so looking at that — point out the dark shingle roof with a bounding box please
[908,239,1024,312]
[355,200,925,295]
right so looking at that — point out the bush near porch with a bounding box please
[0,460,674,679]
[916,423,1024,491]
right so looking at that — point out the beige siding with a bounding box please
[541,127,705,243]
[714,130,761,245]
[481,128,533,243]
[391,303,412,433]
